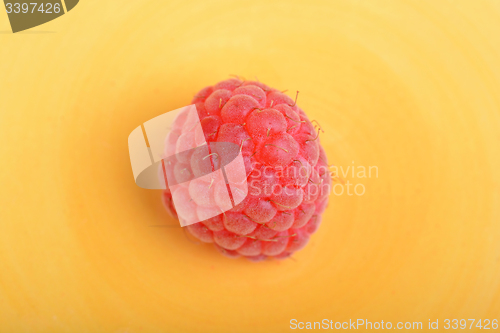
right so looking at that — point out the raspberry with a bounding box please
[161,77,331,261]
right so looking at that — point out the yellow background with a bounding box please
[1,0,500,332]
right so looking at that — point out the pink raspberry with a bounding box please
[162,77,331,261]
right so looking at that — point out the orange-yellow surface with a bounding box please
[1,1,500,332]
